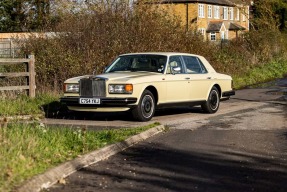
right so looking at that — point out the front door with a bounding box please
[165,56,190,103]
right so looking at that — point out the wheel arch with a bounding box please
[213,84,222,97]
[144,86,158,105]
[206,84,222,100]
[201,84,221,113]
[132,86,157,122]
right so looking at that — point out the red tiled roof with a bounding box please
[154,0,249,6]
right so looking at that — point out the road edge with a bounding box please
[15,125,165,192]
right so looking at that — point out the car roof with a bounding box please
[119,52,202,57]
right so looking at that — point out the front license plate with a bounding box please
[79,98,100,104]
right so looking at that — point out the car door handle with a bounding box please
[185,77,191,80]
[207,77,212,79]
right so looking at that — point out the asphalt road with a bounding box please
[46,78,287,192]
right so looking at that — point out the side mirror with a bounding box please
[158,65,164,73]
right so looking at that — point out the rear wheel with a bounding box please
[202,86,220,113]
[132,90,155,122]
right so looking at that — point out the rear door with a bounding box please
[182,56,213,101]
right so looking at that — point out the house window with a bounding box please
[214,6,219,19]
[208,5,212,18]
[236,8,240,21]
[210,32,216,41]
[198,4,205,18]
[223,7,228,20]
[198,28,205,35]
[229,7,233,20]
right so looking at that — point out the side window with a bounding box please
[167,56,184,74]
[198,58,208,73]
[183,56,207,74]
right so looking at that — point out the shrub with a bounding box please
[20,1,287,93]
[23,2,191,92]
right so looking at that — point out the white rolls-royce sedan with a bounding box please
[60,52,235,121]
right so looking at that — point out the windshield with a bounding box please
[105,55,167,73]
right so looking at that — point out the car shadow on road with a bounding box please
[51,140,287,192]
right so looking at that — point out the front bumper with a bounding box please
[60,97,138,108]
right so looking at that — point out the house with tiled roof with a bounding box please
[150,0,251,41]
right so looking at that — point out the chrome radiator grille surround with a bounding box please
[79,78,106,97]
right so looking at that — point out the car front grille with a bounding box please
[80,78,106,97]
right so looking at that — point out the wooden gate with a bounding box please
[0,55,36,98]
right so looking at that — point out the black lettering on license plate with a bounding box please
[79,98,100,104]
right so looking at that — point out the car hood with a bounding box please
[64,72,161,83]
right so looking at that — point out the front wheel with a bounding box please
[132,90,155,122]
[201,86,220,113]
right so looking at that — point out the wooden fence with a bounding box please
[0,55,36,98]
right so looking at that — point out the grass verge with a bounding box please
[0,122,160,192]
[233,60,287,89]
[0,94,61,117]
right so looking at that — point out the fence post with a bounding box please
[28,55,36,98]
